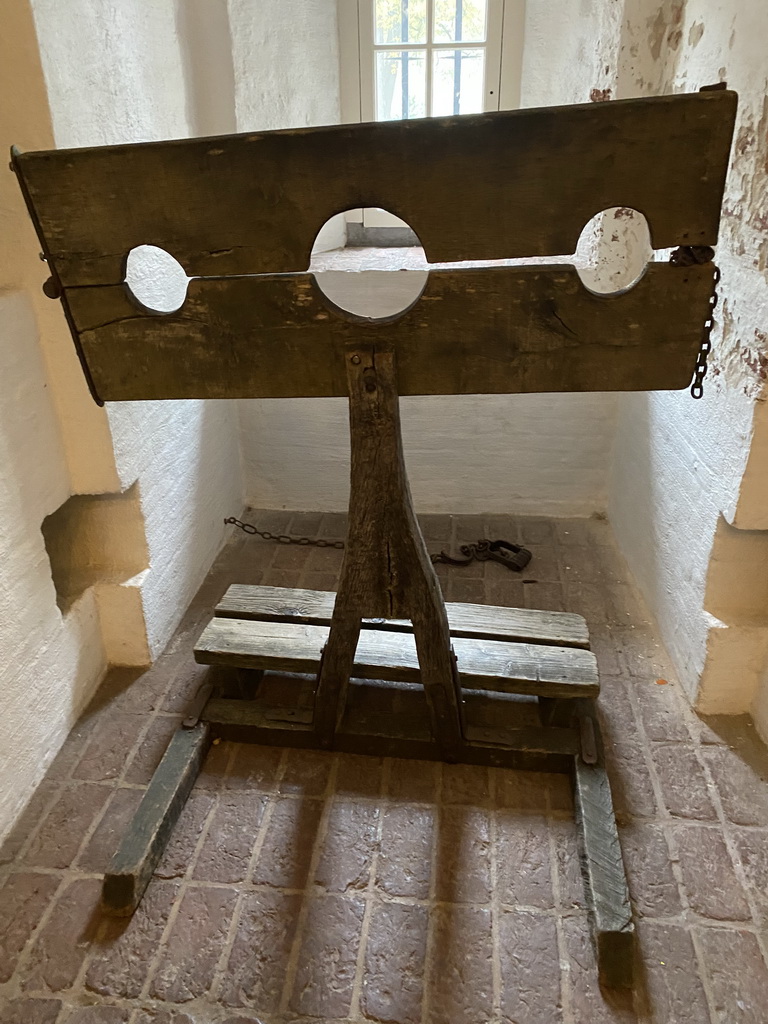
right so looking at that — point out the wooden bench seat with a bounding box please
[215,583,591,648]
[195,585,598,700]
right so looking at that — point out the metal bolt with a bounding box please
[351,354,361,364]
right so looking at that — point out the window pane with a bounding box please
[376,50,427,120]
[433,0,487,43]
[431,48,485,116]
[375,0,427,44]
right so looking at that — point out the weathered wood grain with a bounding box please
[203,684,580,771]
[573,698,634,989]
[62,263,715,401]
[312,344,464,759]
[215,584,590,648]
[13,91,736,286]
[101,723,210,916]
[194,617,599,698]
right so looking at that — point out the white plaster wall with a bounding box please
[237,0,621,516]
[607,1,768,717]
[0,0,114,843]
[31,0,244,660]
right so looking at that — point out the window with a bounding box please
[338,0,524,231]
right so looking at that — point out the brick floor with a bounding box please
[2,510,768,1023]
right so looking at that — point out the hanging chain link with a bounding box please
[224,518,532,571]
[669,245,720,400]
[224,516,345,549]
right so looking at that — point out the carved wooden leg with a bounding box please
[313,342,464,760]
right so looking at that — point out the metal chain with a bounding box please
[224,517,344,549]
[669,245,720,400]
[225,518,532,571]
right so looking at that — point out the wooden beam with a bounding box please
[572,700,634,989]
[62,263,716,401]
[101,723,210,916]
[13,91,736,286]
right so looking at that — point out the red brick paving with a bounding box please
[1,512,768,1023]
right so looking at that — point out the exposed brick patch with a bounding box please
[499,910,562,1023]
[620,823,682,918]
[651,744,716,820]
[72,713,147,783]
[441,763,491,806]
[192,792,268,884]
[250,796,323,889]
[335,752,384,798]
[149,886,238,1002]
[434,806,492,903]
[730,826,768,922]
[362,902,428,1024]
[225,744,283,793]
[636,921,710,1023]
[0,872,61,982]
[562,915,637,1023]
[674,824,751,920]
[86,880,177,999]
[704,746,768,826]
[0,781,60,866]
[0,997,61,1023]
[133,1010,195,1024]
[696,926,768,1023]
[154,791,215,879]
[376,803,435,899]
[289,894,365,1018]
[76,788,144,873]
[496,811,553,908]
[314,799,378,892]
[24,784,111,869]
[387,758,439,803]
[279,749,333,797]
[123,717,181,785]
[426,904,493,1024]
[220,889,302,1012]
[62,1006,130,1023]
[21,877,102,993]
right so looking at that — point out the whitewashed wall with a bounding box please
[606,1,768,730]
[0,1,109,842]
[31,0,244,661]
[238,0,621,516]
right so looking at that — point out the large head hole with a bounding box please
[310,209,428,320]
[125,245,189,313]
[574,207,651,295]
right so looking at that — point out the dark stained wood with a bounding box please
[62,263,716,402]
[194,617,599,698]
[101,723,210,916]
[216,583,590,648]
[312,344,464,759]
[13,91,736,287]
[572,699,634,989]
[203,684,580,772]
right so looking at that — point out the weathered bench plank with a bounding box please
[215,583,591,648]
[194,617,598,698]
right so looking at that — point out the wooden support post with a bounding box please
[314,343,464,761]
[101,723,211,916]
[572,699,634,989]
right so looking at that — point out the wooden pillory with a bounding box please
[14,89,736,990]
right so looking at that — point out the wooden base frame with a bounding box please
[101,345,633,988]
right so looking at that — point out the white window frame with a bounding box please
[338,0,525,228]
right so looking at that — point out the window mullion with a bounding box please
[426,0,435,115]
